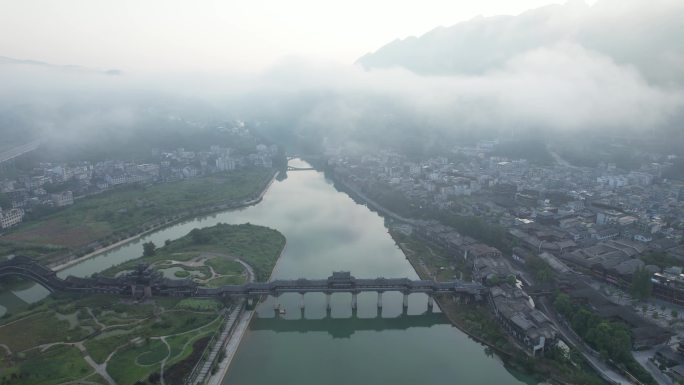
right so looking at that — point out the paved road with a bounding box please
[205,306,254,385]
[633,349,674,385]
[538,297,630,385]
[77,342,117,385]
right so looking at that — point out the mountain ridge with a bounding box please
[0,55,122,75]
[356,0,684,85]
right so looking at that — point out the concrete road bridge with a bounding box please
[0,257,486,309]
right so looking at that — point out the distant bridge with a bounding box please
[0,257,486,308]
[0,140,41,165]
[286,166,315,171]
[286,155,321,161]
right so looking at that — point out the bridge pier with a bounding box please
[299,293,305,309]
[427,295,434,309]
[273,294,280,310]
[326,293,332,310]
[402,293,409,309]
[377,292,383,308]
[351,293,358,309]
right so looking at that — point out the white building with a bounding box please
[216,157,236,171]
[51,190,74,207]
[105,173,126,186]
[0,208,24,229]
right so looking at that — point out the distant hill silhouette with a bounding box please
[357,0,684,85]
[0,55,122,75]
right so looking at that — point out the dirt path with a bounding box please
[0,343,11,355]
[77,342,117,385]
[87,307,106,330]
[157,337,171,385]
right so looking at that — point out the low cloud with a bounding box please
[0,8,682,150]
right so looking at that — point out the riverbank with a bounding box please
[208,238,287,385]
[332,165,607,385]
[206,307,255,385]
[393,235,516,357]
[49,170,279,273]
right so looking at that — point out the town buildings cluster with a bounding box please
[327,140,684,369]
[0,143,279,231]
[327,141,684,293]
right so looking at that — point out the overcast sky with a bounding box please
[0,0,599,72]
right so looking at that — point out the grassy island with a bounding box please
[103,222,286,282]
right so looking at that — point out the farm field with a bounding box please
[1,168,273,264]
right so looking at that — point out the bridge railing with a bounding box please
[1,258,486,299]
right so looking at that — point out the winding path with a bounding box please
[158,337,171,385]
[77,342,116,385]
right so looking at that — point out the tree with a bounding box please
[630,268,653,300]
[142,241,156,257]
[148,372,161,384]
[554,293,574,316]
[190,228,210,244]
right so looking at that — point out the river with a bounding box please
[0,159,535,385]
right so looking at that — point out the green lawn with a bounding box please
[85,328,138,364]
[146,311,217,337]
[135,339,169,365]
[0,293,225,385]
[8,345,92,385]
[206,257,245,275]
[0,311,90,352]
[176,299,222,312]
[205,275,245,287]
[107,341,165,385]
[164,319,221,365]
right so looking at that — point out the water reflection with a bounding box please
[253,308,449,339]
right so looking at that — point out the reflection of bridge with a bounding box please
[0,258,486,309]
[252,311,449,338]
